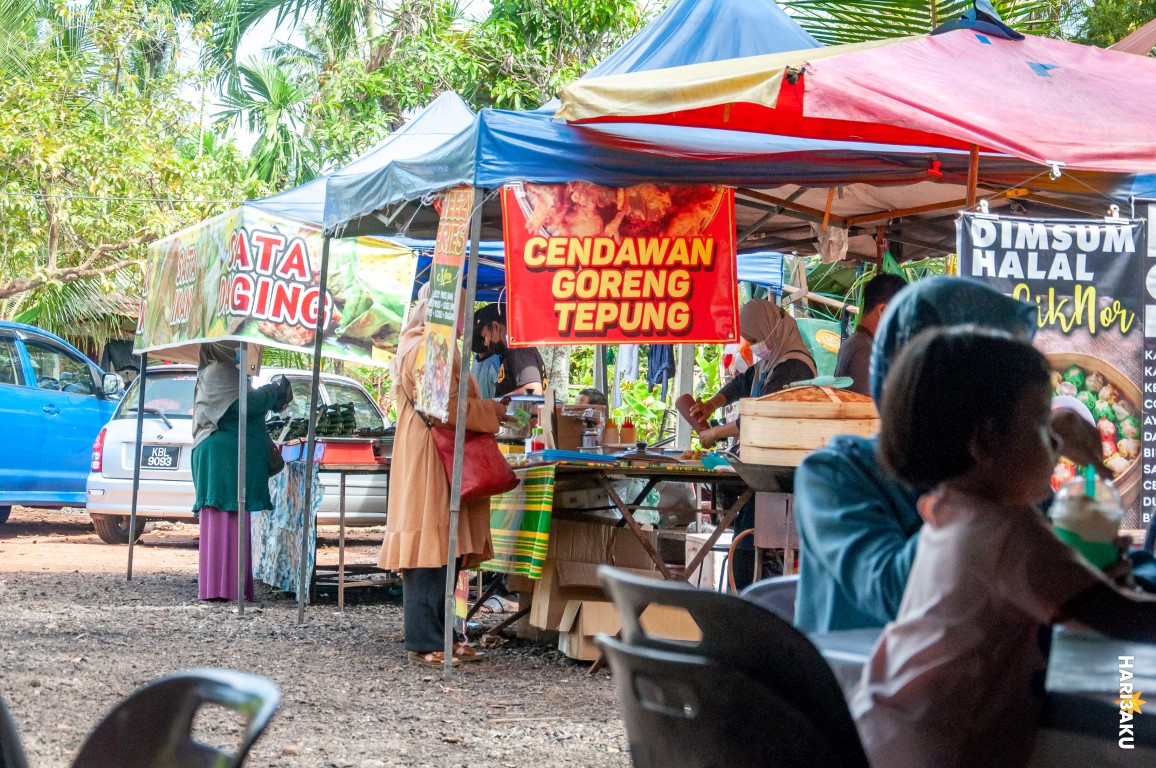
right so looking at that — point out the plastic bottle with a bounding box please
[602,419,619,445]
[527,426,545,453]
[619,418,637,445]
[1051,467,1125,569]
[676,393,709,432]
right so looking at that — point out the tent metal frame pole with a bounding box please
[594,346,608,397]
[236,343,249,615]
[674,345,694,451]
[126,354,147,581]
[297,235,332,625]
[966,144,980,209]
[443,187,485,680]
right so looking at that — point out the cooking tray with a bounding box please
[719,451,797,493]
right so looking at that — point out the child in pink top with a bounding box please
[851,327,1156,768]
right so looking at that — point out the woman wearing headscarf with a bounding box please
[794,276,1103,633]
[192,341,292,601]
[691,299,817,449]
[690,299,817,588]
[379,286,506,667]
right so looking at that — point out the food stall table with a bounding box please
[809,626,1156,753]
[309,462,393,611]
[483,459,753,583]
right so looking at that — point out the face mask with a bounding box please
[751,341,773,360]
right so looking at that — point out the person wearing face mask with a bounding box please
[474,303,546,397]
[688,300,816,589]
[690,299,817,450]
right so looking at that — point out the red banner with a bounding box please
[500,182,739,346]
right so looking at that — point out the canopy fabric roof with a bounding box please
[556,28,1156,174]
[1111,19,1156,56]
[256,91,476,225]
[321,0,829,236]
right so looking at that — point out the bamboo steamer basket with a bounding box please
[739,386,879,467]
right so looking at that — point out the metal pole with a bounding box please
[236,343,249,615]
[443,187,485,680]
[297,235,332,624]
[594,346,608,398]
[126,354,147,581]
[675,345,695,450]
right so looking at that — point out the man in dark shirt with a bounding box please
[833,273,908,395]
[474,303,547,397]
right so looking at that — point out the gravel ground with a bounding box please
[0,508,632,768]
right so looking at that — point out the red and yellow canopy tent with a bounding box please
[556,16,1156,182]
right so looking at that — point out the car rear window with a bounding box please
[325,382,385,430]
[116,373,197,419]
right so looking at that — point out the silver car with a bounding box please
[85,365,391,544]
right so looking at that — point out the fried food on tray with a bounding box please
[522,182,724,241]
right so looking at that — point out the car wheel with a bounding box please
[91,514,152,545]
[0,506,9,525]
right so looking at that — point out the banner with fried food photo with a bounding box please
[500,182,739,346]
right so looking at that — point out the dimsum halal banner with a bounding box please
[499,182,739,346]
[136,208,417,367]
[957,212,1150,532]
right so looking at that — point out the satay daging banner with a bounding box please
[137,208,416,366]
[957,212,1151,533]
[499,182,739,346]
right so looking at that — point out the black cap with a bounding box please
[472,303,505,354]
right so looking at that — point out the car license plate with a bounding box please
[141,445,181,470]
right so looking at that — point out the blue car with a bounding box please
[0,321,122,524]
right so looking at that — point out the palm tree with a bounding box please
[217,54,318,187]
[777,0,1076,45]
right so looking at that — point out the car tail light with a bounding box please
[91,428,107,472]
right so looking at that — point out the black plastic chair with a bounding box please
[597,565,869,768]
[71,668,280,768]
[740,573,799,622]
[0,694,30,768]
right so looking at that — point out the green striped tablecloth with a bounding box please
[481,465,557,579]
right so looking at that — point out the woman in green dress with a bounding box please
[191,342,291,600]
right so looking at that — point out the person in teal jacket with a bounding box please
[794,276,1102,633]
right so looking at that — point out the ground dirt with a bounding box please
[0,507,632,768]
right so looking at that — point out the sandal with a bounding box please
[407,651,460,667]
[453,642,484,662]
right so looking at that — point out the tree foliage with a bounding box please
[1074,0,1156,49]
[0,2,260,339]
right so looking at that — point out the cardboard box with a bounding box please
[529,560,609,629]
[554,405,607,450]
[753,492,798,550]
[685,530,733,591]
[545,519,658,571]
[557,599,704,661]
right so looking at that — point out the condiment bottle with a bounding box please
[602,419,619,445]
[619,418,637,445]
[530,427,546,452]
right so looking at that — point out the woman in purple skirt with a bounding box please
[191,343,292,601]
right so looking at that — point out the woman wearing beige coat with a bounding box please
[380,286,505,666]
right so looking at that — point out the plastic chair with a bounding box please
[71,668,280,768]
[598,565,869,768]
[599,636,853,768]
[0,694,30,768]
[740,573,799,622]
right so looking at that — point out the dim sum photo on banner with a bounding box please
[500,182,739,346]
[413,186,473,422]
[957,212,1150,533]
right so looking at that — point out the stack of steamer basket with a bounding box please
[739,386,878,466]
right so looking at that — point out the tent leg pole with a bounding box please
[444,187,485,681]
[297,235,332,625]
[966,144,979,209]
[237,343,249,615]
[675,345,694,451]
[126,354,147,581]
[594,346,607,397]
